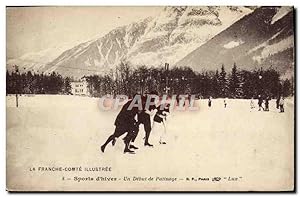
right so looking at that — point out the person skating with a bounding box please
[208,97,212,107]
[176,94,180,106]
[136,91,158,147]
[276,96,280,109]
[264,96,270,111]
[101,99,141,154]
[250,97,255,111]
[152,103,170,144]
[224,98,227,108]
[258,95,264,111]
[279,96,285,113]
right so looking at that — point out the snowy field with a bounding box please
[6,95,294,191]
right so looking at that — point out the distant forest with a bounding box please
[6,62,294,99]
[6,70,72,95]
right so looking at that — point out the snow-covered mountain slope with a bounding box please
[40,17,152,77]
[11,7,294,79]
[176,6,294,79]
[47,6,253,77]
[7,6,254,77]
[126,6,253,67]
[6,44,74,73]
[271,6,293,24]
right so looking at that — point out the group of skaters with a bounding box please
[208,95,286,113]
[101,91,170,154]
[101,92,287,154]
[255,95,271,111]
[252,95,285,113]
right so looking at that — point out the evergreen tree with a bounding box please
[64,77,72,94]
[282,79,292,97]
[6,71,11,95]
[7,62,289,98]
[236,71,244,98]
[212,69,220,98]
[218,64,229,97]
[229,63,243,98]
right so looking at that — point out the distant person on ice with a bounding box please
[176,95,180,106]
[264,96,270,111]
[250,97,255,111]
[208,97,212,107]
[279,96,285,113]
[100,99,141,154]
[152,103,170,144]
[276,96,280,109]
[258,95,264,111]
[224,98,227,108]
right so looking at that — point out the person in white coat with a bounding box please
[152,104,170,144]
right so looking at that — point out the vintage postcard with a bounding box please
[6,6,295,191]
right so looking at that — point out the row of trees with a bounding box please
[6,62,294,99]
[6,71,72,94]
[85,62,293,99]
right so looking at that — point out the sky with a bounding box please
[6,6,163,59]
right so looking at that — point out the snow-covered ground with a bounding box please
[6,95,294,191]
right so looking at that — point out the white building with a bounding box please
[70,78,89,96]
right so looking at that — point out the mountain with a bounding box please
[7,6,253,77]
[6,44,72,72]
[126,6,253,66]
[175,6,294,79]
[39,17,152,77]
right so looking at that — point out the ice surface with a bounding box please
[6,95,294,190]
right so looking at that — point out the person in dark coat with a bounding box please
[101,99,140,154]
[276,96,280,109]
[208,97,212,107]
[224,98,227,108]
[264,96,270,111]
[176,95,180,106]
[134,91,158,147]
[258,95,264,111]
